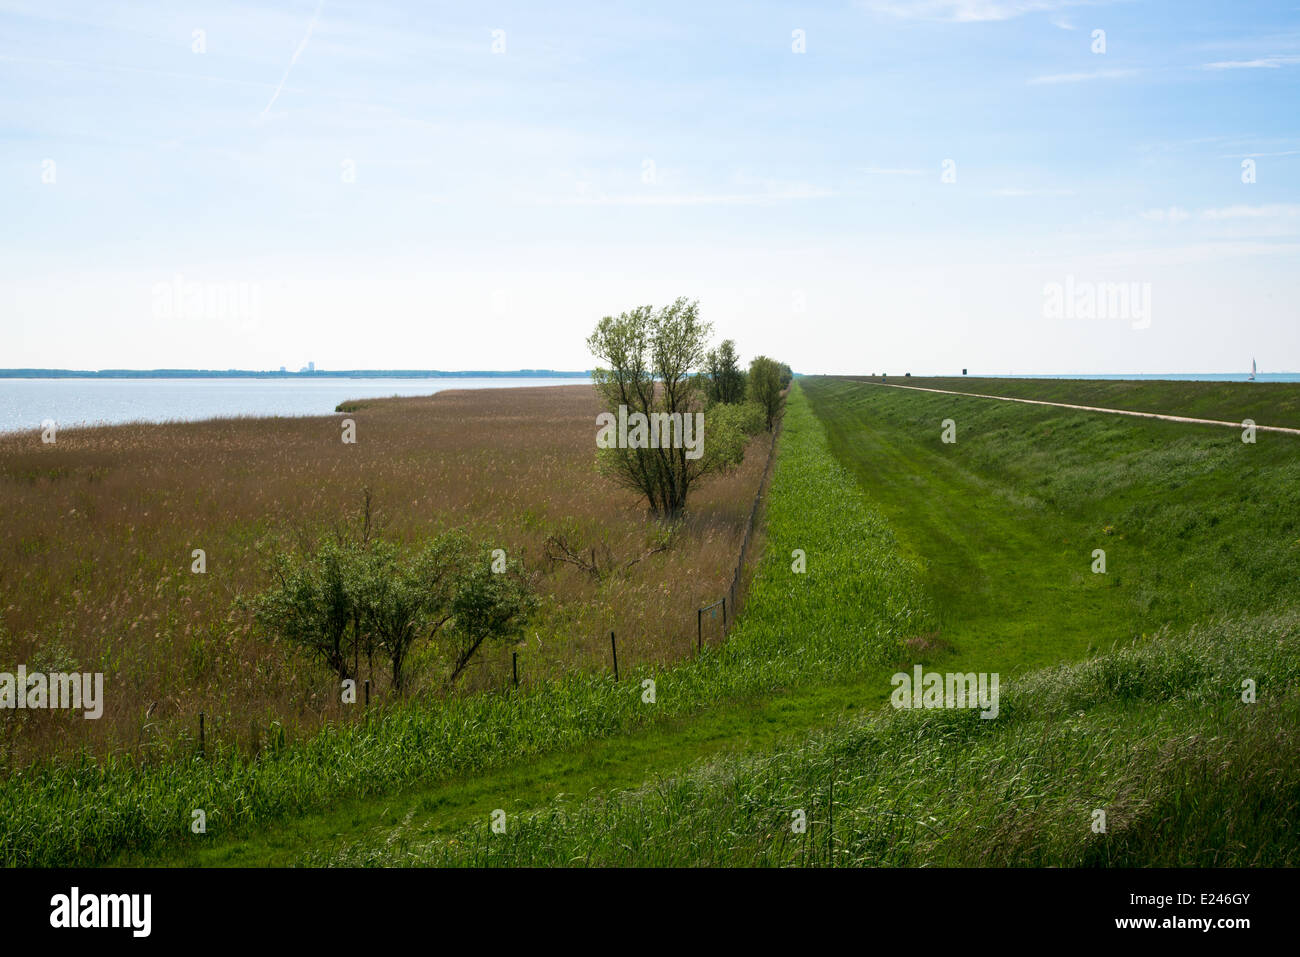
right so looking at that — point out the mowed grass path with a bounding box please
[802,375,1300,677]
[128,675,888,866]
[803,378,1129,675]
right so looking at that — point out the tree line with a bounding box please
[587,297,791,519]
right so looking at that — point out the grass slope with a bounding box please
[318,613,1300,867]
[848,375,1300,430]
[803,375,1300,673]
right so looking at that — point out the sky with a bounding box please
[2,0,1298,375]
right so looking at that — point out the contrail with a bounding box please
[260,0,325,117]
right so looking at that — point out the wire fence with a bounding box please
[715,409,785,645]
[192,407,788,754]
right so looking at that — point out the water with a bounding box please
[0,377,592,434]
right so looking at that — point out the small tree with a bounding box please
[704,339,746,404]
[748,355,784,430]
[353,535,466,692]
[443,551,537,687]
[253,527,536,694]
[253,538,359,682]
[588,298,747,519]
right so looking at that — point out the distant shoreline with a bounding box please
[0,369,592,379]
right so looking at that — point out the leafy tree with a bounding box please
[353,534,464,692]
[443,550,537,686]
[253,538,360,682]
[587,298,748,519]
[253,527,536,693]
[748,355,784,430]
[704,339,747,404]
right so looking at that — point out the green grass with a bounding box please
[5,382,935,867]
[285,374,1300,867]
[851,375,1300,430]
[802,375,1300,674]
[10,375,1297,867]
[334,612,1298,867]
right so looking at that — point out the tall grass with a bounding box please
[0,383,936,866]
[328,612,1300,867]
[0,385,770,764]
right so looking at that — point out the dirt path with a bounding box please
[863,381,1300,436]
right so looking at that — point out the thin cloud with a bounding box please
[0,53,282,91]
[539,183,836,206]
[1202,56,1300,70]
[856,1,1102,23]
[861,167,926,175]
[261,0,326,117]
[1223,148,1300,158]
[1140,206,1192,223]
[992,187,1076,196]
[1028,68,1139,85]
[1202,204,1300,220]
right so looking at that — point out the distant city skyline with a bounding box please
[3,0,1298,375]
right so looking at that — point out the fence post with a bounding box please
[697,608,703,653]
[364,679,370,708]
[610,630,619,682]
[198,711,205,759]
[722,596,727,629]
[512,651,518,689]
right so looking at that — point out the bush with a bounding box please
[251,527,536,693]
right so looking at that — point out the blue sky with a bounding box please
[2,0,1298,374]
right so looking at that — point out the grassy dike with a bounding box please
[2,382,935,866]
[305,376,1300,867]
[344,612,1300,867]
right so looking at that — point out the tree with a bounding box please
[704,339,746,404]
[587,298,748,519]
[353,535,463,692]
[442,550,536,687]
[253,538,359,682]
[252,526,536,694]
[749,355,784,430]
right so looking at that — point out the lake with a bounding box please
[0,377,592,434]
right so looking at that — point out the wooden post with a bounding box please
[364,679,370,708]
[609,631,619,681]
[198,711,205,759]
[512,651,518,689]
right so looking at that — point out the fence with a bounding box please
[194,407,787,754]
[603,410,784,681]
[717,410,785,643]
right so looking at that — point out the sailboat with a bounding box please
[1249,358,1257,381]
